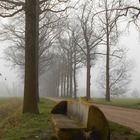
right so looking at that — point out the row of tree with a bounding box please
[42,0,135,100]
[0,0,140,113]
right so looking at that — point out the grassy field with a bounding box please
[0,97,22,105]
[92,98,140,109]
[0,97,140,140]
[0,98,56,140]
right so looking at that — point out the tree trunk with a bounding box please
[36,0,39,103]
[66,52,70,97]
[23,0,39,113]
[69,50,73,97]
[61,67,64,97]
[73,50,77,99]
[86,48,91,100]
[66,67,69,97]
[56,67,60,97]
[63,72,66,97]
[106,36,110,101]
[105,0,110,102]
[73,65,77,99]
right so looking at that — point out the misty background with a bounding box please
[0,10,140,98]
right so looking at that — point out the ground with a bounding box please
[47,97,140,133]
[47,97,140,140]
[94,104,140,133]
[0,97,140,140]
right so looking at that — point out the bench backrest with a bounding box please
[51,98,110,140]
[67,100,89,127]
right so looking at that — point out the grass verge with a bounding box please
[109,122,140,140]
[110,121,140,140]
[92,98,140,109]
[0,98,56,140]
[0,97,140,140]
[0,97,22,105]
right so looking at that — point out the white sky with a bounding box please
[121,26,140,93]
[0,40,22,97]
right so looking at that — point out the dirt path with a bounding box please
[94,104,140,133]
[46,97,140,133]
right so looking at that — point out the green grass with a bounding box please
[110,121,134,134]
[0,98,56,140]
[110,121,140,140]
[92,98,140,109]
[0,97,22,105]
[0,97,140,140]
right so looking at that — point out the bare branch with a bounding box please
[0,0,24,6]
[0,7,23,17]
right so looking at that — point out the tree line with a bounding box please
[0,0,139,113]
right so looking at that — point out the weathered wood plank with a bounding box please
[52,114,86,129]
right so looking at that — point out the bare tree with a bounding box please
[0,0,72,113]
[3,13,58,75]
[0,0,39,113]
[43,54,61,97]
[22,0,39,113]
[58,30,74,97]
[76,1,104,99]
[97,48,132,97]
[57,23,83,98]
[96,0,127,101]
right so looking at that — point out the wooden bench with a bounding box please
[51,97,110,140]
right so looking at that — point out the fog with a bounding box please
[40,24,140,98]
[0,19,140,98]
[77,1,139,98]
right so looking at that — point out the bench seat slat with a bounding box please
[52,114,86,130]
